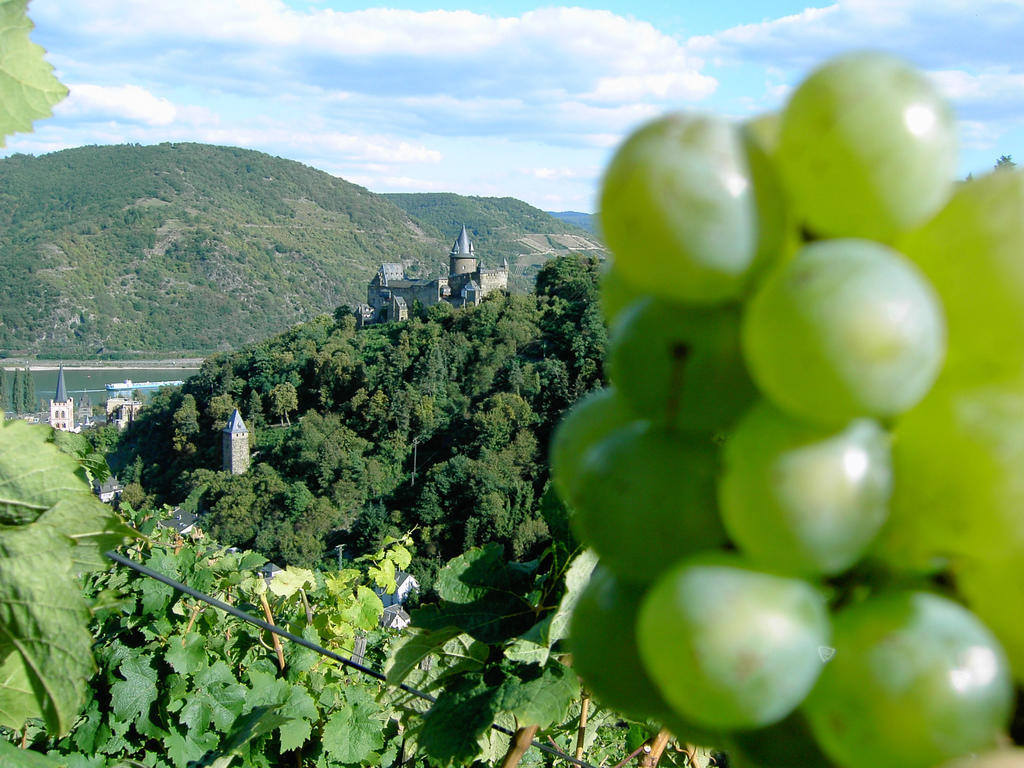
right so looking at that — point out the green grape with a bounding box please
[599,261,646,327]
[955,551,1024,684]
[803,591,1013,768]
[899,169,1024,384]
[938,750,1024,768]
[871,379,1024,571]
[569,564,719,746]
[745,112,781,155]
[724,712,833,768]
[570,421,725,583]
[599,112,784,304]
[777,51,957,240]
[719,401,891,577]
[549,386,635,505]
[742,239,945,426]
[608,297,757,434]
[636,553,830,730]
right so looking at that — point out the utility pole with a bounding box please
[410,437,419,487]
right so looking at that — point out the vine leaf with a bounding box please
[494,662,580,730]
[0,0,67,146]
[0,739,65,766]
[321,686,385,763]
[417,674,500,767]
[165,632,209,676]
[414,544,538,643]
[0,524,94,735]
[385,625,462,685]
[0,421,88,525]
[267,566,315,598]
[0,645,42,728]
[544,548,598,646]
[109,652,159,728]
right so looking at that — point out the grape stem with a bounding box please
[665,344,690,425]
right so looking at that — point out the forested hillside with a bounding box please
[105,254,607,586]
[0,143,602,358]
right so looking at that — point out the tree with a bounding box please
[207,392,236,430]
[246,389,266,428]
[11,369,24,414]
[270,381,298,425]
[171,393,200,454]
[22,367,35,413]
[995,154,1016,170]
[0,367,7,413]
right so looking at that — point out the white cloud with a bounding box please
[930,69,1024,105]
[59,84,177,126]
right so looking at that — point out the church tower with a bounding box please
[222,409,250,475]
[449,224,477,276]
[49,364,75,432]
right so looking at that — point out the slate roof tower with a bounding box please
[49,364,75,432]
[449,224,477,276]
[222,409,250,474]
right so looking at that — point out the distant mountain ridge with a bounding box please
[0,143,604,358]
[546,211,598,235]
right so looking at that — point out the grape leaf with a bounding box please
[165,633,208,676]
[163,726,219,767]
[0,421,89,525]
[0,0,68,146]
[385,626,462,685]
[180,660,246,733]
[245,667,317,751]
[338,585,384,631]
[219,704,291,755]
[494,662,580,729]
[503,637,550,665]
[109,653,158,727]
[434,543,536,602]
[36,495,136,575]
[0,739,65,766]
[267,566,315,598]
[0,646,42,728]
[417,674,499,767]
[544,548,598,646]
[321,686,384,763]
[0,524,94,735]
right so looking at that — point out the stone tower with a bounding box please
[449,224,477,276]
[49,364,75,432]
[222,409,250,474]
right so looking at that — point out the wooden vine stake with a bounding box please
[640,728,671,767]
[499,724,539,768]
[259,592,286,671]
[575,689,591,760]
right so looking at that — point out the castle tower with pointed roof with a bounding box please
[449,224,477,276]
[222,409,250,474]
[50,364,75,432]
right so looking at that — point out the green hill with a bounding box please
[0,143,603,358]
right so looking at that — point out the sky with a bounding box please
[5,0,1024,213]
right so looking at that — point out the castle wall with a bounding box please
[479,270,508,293]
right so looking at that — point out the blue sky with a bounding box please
[7,0,1024,213]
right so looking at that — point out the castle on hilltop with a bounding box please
[358,225,508,324]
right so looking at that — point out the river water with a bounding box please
[7,366,201,409]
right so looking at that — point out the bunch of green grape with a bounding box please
[555,51,1024,768]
